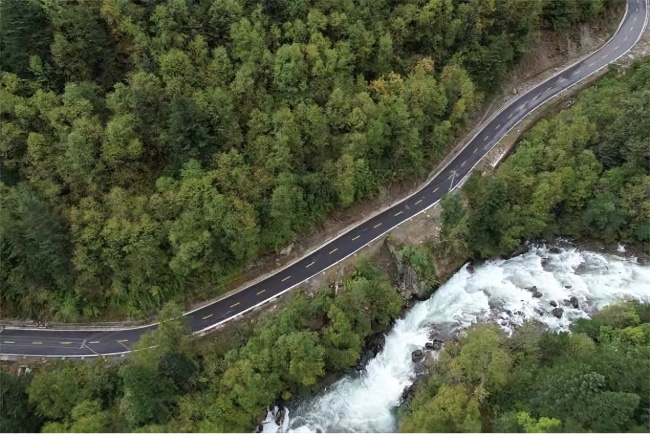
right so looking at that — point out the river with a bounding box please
[260,245,650,433]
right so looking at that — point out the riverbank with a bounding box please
[398,296,650,433]
[265,246,650,432]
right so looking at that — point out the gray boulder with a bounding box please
[425,341,442,351]
[386,240,434,301]
[412,349,425,363]
[526,286,543,298]
[367,333,386,355]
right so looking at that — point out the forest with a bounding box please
[0,0,621,321]
[437,59,650,262]
[0,260,403,432]
[399,300,650,433]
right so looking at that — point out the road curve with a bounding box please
[1,0,647,358]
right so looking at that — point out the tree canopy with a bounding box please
[400,300,650,433]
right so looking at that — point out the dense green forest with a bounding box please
[0,260,402,432]
[399,300,650,432]
[438,59,650,261]
[0,0,621,321]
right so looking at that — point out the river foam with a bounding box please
[264,246,650,433]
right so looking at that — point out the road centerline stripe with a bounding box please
[282,276,291,281]
[117,339,128,343]
[373,223,382,229]
[4,341,14,344]
[32,342,42,344]
[433,187,439,193]
[230,302,240,308]
[202,314,213,320]
[415,199,422,205]
[484,135,489,141]
[394,211,403,217]
[461,160,466,167]
[329,248,338,254]
[61,342,72,345]
[352,235,360,240]
[495,124,501,130]
[257,290,266,295]
[89,341,100,344]
[473,148,478,154]
[306,261,315,268]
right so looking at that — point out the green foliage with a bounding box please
[0,0,53,79]
[0,183,73,320]
[28,362,83,421]
[0,0,615,321]
[440,59,650,259]
[396,244,438,286]
[400,301,650,433]
[0,371,42,432]
[119,364,176,429]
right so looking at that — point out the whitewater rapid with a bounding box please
[264,246,650,433]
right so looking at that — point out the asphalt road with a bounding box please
[1,0,647,358]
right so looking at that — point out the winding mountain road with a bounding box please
[1,0,647,358]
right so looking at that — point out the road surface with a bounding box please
[1,0,647,358]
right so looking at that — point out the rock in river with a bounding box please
[367,333,386,355]
[526,285,543,298]
[411,349,425,363]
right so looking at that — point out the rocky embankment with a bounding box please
[386,239,437,304]
[396,238,632,409]
[352,239,440,374]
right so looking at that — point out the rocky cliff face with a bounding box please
[385,239,436,303]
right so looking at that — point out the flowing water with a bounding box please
[261,246,650,433]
